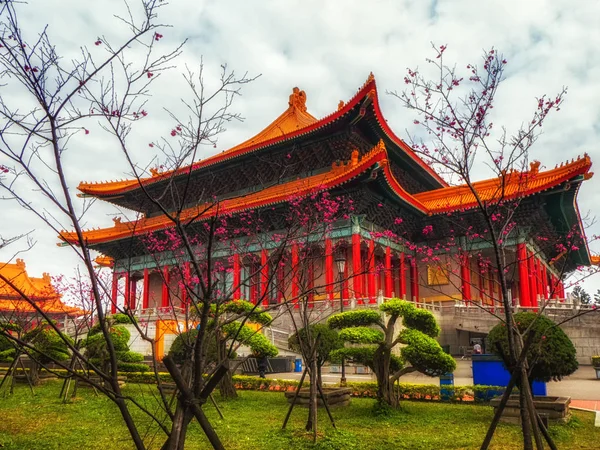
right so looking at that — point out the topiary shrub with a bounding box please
[117,362,149,372]
[23,326,73,364]
[592,356,600,368]
[117,350,144,363]
[0,348,15,362]
[487,312,578,383]
[20,325,73,384]
[168,329,199,365]
[328,298,455,408]
[82,316,144,374]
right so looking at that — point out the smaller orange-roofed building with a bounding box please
[0,259,85,321]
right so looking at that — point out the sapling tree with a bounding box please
[396,44,599,450]
[328,299,455,408]
[288,323,343,388]
[0,1,261,448]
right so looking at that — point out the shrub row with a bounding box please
[26,369,506,403]
[114,371,505,403]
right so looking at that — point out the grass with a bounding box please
[0,380,598,449]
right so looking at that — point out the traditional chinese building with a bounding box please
[0,259,85,324]
[59,75,595,356]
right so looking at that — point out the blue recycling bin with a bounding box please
[472,354,547,400]
[294,358,303,373]
[440,373,454,400]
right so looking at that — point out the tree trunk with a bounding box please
[29,359,40,386]
[161,361,193,450]
[219,371,237,399]
[217,337,237,399]
[305,357,318,433]
[519,377,533,450]
[373,346,396,407]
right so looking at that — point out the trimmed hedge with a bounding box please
[21,368,506,403]
[117,362,149,373]
[592,356,600,368]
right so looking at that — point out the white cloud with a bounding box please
[1,0,599,295]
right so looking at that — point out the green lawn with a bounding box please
[0,381,598,449]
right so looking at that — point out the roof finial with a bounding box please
[351,149,359,167]
[529,160,540,175]
[367,72,375,83]
[289,87,307,112]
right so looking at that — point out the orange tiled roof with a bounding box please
[0,259,85,316]
[94,255,114,268]
[61,148,594,246]
[76,75,446,197]
[62,140,426,245]
[414,156,593,214]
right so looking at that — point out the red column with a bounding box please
[384,246,392,298]
[548,273,556,299]
[558,280,565,300]
[460,252,472,304]
[142,268,149,309]
[292,243,299,307]
[233,253,241,299]
[111,272,119,314]
[181,262,190,306]
[368,240,376,303]
[250,262,257,304]
[342,247,349,305]
[540,264,548,300]
[261,249,269,306]
[536,258,544,302]
[528,252,537,307]
[308,257,315,307]
[161,266,170,308]
[277,263,285,303]
[352,233,363,302]
[488,268,495,306]
[517,244,530,307]
[399,253,406,299]
[124,271,131,309]
[410,257,419,302]
[478,266,486,303]
[325,238,334,301]
[130,277,138,310]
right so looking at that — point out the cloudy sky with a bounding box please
[1,0,600,296]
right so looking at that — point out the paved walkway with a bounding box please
[266,360,600,407]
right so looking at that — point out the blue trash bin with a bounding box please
[440,373,454,400]
[472,354,547,400]
[294,358,302,373]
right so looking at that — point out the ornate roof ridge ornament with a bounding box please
[288,87,307,112]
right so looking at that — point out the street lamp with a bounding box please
[335,249,347,385]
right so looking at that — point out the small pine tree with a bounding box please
[571,285,591,305]
[328,299,455,408]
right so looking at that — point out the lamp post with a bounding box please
[335,250,347,386]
